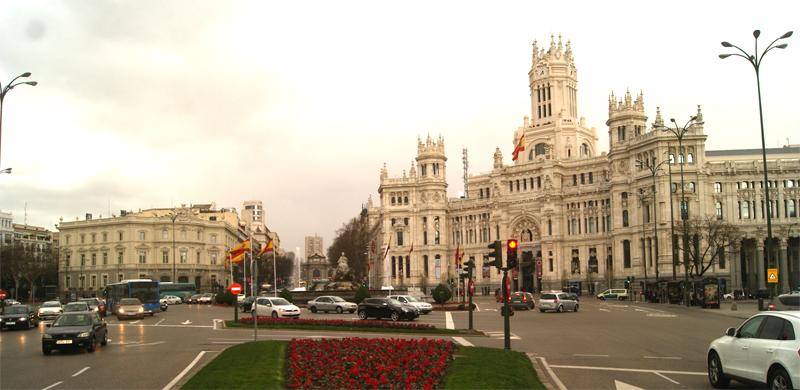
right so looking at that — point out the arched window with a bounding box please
[404,196,408,204]
[580,143,589,156]
[687,153,694,163]
[535,143,546,156]
[622,210,629,227]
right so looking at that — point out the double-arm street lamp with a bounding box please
[719,30,792,298]
[637,157,669,299]
[1,72,38,170]
[630,189,652,299]
[164,209,184,283]
[655,116,704,307]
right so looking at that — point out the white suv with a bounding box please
[707,312,799,389]
[387,295,433,314]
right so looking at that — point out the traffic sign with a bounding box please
[503,275,511,298]
[469,280,475,295]
[0,290,6,300]
[230,283,242,295]
[768,269,778,284]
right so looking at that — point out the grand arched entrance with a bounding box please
[510,217,543,293]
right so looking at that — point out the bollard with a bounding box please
[731,302,737,311]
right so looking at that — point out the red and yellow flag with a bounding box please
[230,251,246,264]
[455,244,460,266]
[231,238,251,253]
[382,236,392,260]
[512,134,525,161]
[408,241,414,256]
[257,238,274,257]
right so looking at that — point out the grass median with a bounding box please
[181,340,544,389]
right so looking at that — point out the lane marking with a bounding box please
[123,341,167,347]
[537,357,568,390]
[452,337,473,347]
[162,351,210,390]
[643,356,681,360]
[574,354,609,357]
[71,367,89,377]
[548,364,705,376]
[615,380,644,390]
[654,371,681,384]
[154,318,165,326]
[445,312,454,329]
[42,381,63,390]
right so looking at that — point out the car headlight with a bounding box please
[278,308,286,312]
[78,332,90,338]
[39,309,45,314]
[93,307,99,311]
[137,308,143,312]
[119,308,125,313]
[19,317,27,321]
[42,334,52,339]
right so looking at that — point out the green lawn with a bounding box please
[181,341,544,389]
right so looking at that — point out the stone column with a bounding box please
[756,239,767,291]
[779,236,789,294]
[731,242,742,291]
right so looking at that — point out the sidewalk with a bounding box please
[626,297,764,320]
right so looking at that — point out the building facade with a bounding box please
[366,34,800,295]
[56,204,248,299]
[300,236,333,284]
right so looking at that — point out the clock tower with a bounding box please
[513,34,597,163]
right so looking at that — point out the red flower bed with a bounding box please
[286,337,454,389]
[238,316,436,331]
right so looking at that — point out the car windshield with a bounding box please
[53,314,92,327]
[120,298,141,305]
[3,306,28,314]
[331,297,346,302]
[65,303,88,311]
[404,297,420,302]
[269,298,291,306]
[387,298,403,305]
[42,302,61,308]
[541,294,557,300]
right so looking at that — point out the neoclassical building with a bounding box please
[57,204,248,298]
[365,34,800,295]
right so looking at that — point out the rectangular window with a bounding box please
[139,251,146,264]
[103,253,108,265]
[66,254,71,267]
[163,252,169,264]
[718,247,726,269]
[139,232,145,240]
[210,235,217,244]
[180,251,187,264]
[81,254,86,266]
[91,253,97,266]
[397,232,404,246]
[102,275,107,286]
[714,182,722,193]
[162,230,168,239]
[716,202,723,220]
[181,230,187,239]
[103,233,108,242]
[210,253,217,265]
[91,275,96,287]
[623,240,631,268]
[119,232,123,241]
[118,252,123,264]
[197,252,201,264]
[435,231,440,245]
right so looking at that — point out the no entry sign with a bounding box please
[230,283,242,295]
[0,290,6,300]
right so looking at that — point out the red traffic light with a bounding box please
[507,240,518,250]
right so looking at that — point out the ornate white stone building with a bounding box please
[365,35,800,295]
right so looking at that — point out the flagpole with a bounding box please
[273,249,277,297]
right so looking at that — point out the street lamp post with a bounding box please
[165,209,183,283]
[656,116,704,307]
[719,30,792,299]
[1,72,38,169]
[637,157,669,301]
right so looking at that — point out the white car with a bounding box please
[253,297,301,318]
[37,301,63,321]
[160,295,182,305]
[707,312,799,389]
[306,296,357,314]
[197,293,214,304]
[387,295,433,314]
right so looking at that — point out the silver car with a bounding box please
[306,296,357,314]
[538,292,578,313]
[37,301,63,321]
[387,295,433,314]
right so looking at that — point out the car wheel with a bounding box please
[117,316,123,321]
[557,305,563,313]
[539,309,545,313]
[336,306,344,314]
[574,304,579,312]
[618,296,625,300]
[309,306,317,313]
[87,336,96,352]
[769,367,792,390]
[707,352,730,388]
[271,311,278,318]
[26,321,31,330]
[42,347,52,355]
[349,310,355,313]
[599,296,605,300]
[100,331,108,346]
[358,310,368,320]
[391,312,400,321]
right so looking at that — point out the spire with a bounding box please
[548,33,556,54]
[696,105,703,123]
[653,107,664,129]
[532,39,539,64]
[557,34,563,58]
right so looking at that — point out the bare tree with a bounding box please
[1,243,55,301]
[674,214,743,278]
[326,216,370,280]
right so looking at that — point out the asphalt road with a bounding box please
[0,296,763,390]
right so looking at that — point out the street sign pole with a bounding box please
[502,268,511,350]
[468,261,474,331]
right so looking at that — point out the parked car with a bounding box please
[240,296,257,312]
[237,293,246,303]
[160,295,183,305]
[357,298,418,321]
[2,298,21,306]
[79,297,107,316]
[253,297,301,318]
[0,304,39,330]
[538,292,578,313]
[307,296,358,314]
[116,298,145,320]
[63,302,90,313]
[767,293,800,311]
[707,312,799,389]
[507,292,535,310]
[596,289,628,300]
[42,311,107,355]
[37,301,64,321]
[387,295,433,314]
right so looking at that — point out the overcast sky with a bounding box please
[1,1,798,257]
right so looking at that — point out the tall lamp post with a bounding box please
[1,72,38,169]
[631,190,652,300]
[719,30,792,299]
[655,116,704,307]
[164,209,183,283]
[637,158,669,300]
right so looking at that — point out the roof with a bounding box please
[706,147,800,157]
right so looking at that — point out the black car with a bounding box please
[0,304,39,331]
[240,296,256,312]
[42,311,107,355]
[357,298,418,321]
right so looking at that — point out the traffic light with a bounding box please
[507,239,518,268]
[626,276,631,286]
[500,306,515,316]
[486,240,502,268]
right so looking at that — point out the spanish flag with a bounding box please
[382,236,392,260]
[231,238,251,253]
[408,241,414,256]
[230,251,246,264]
[257,238,274,257]
[512,134,525,161]
[455,244,460,266]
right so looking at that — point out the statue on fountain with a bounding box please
[325,253,359,290]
